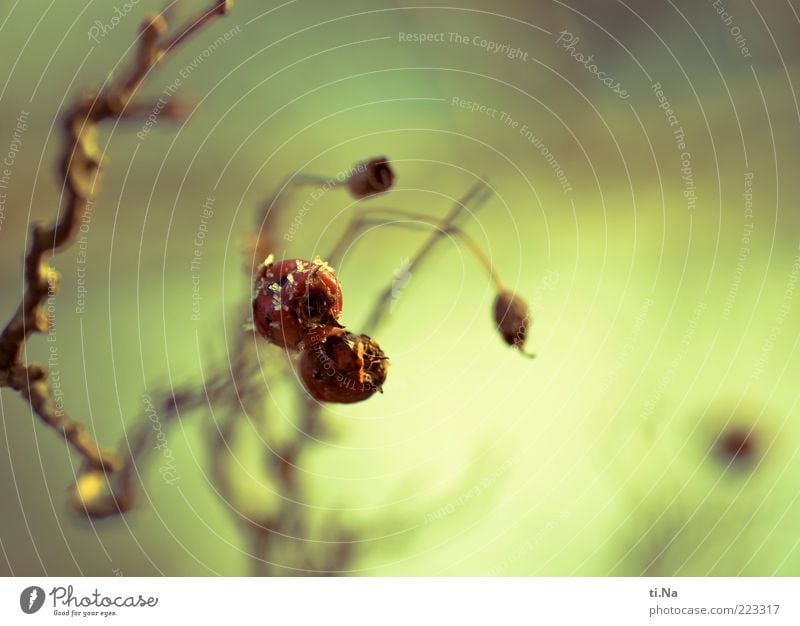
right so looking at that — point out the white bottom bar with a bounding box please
[1,578,797,625]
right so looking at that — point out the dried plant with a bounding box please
[0,1,533,575]
[0,0,232,493]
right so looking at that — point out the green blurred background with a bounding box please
[1,0,800,575]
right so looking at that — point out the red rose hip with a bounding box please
[299,332,389,403]
[252,256,343,349]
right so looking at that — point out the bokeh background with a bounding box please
[1,0,800,575]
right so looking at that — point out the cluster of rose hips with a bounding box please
[251,255,389,404]
[250,157,533,404]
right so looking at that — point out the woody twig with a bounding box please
[0,1,232,508]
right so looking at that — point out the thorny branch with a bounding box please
[0,1,232,502]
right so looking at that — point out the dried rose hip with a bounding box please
[493,290,535,357]
[299,332,389,403]
[346,156,395,198]
[252,256,343,349]
[715,426,758,467]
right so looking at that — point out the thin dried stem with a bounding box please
[360,180,493,335]
[327,207,505,292]
[221,174,506,574]
[161,0,232,53]
[244,390,329,576]
[0,0,512,579]
[0,2,232,498]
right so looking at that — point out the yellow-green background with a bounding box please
[1,0,800,575]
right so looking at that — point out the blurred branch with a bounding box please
[0,2,232,504]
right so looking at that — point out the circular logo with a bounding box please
[20,586,45,614]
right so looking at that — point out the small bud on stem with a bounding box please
[493,290,535,358]
[715,426,758,468]
[346,156,396,198]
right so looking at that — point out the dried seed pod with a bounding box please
[252,256,343,350]
[299,332,389,403]
[493,290,535,358]
[346,156,395,198]
[715,427,758,468]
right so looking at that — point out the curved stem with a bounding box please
[323,180,498,334]
[342,208,505,292]
[360,179,492,334]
